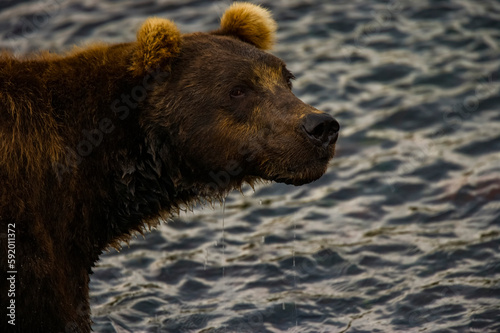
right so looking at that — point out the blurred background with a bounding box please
[1,0,500,332]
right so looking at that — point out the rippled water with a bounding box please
[2,0,500,332]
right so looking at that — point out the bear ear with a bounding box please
[219,2,277,50]
[130,17,182,76]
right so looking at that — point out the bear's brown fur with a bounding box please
[0,3,339,332]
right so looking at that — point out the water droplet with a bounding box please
[282,302,285,310]
[259,200,263,205]
[204,249,208,270]
[293,220,297,268]
[292,219,298,326]
[261,236,265,244]
[222,197,226,279]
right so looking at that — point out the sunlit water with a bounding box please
[1,0,499,332]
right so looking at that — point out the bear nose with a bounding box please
[302,113,340,146]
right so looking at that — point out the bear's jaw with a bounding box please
[256,152,334,186]
[268,166,330,186]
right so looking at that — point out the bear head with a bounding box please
[129,2,339,192]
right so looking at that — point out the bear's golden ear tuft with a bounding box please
[130,17,181,76]
[219,2,277,50]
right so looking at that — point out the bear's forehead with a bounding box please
[181,32,285,69]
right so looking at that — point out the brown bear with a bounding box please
[0,3,339,332]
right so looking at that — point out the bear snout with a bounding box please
[301,112,340,147]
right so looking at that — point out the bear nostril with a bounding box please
[302,113,340,146]
[310,123,325,138]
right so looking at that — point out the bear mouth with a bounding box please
[267,158,331,186]
[274,177,315,186]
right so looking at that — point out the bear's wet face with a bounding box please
[145,33,339,188]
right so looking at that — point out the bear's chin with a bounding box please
[264,163,330,186]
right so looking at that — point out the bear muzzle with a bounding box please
[301,112,340,147]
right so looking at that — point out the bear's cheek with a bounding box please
[179,118,255,170]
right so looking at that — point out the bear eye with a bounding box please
[230,87,246,99]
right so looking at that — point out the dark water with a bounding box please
[2,0,500,332]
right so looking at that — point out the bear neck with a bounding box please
[102,128,231,251]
